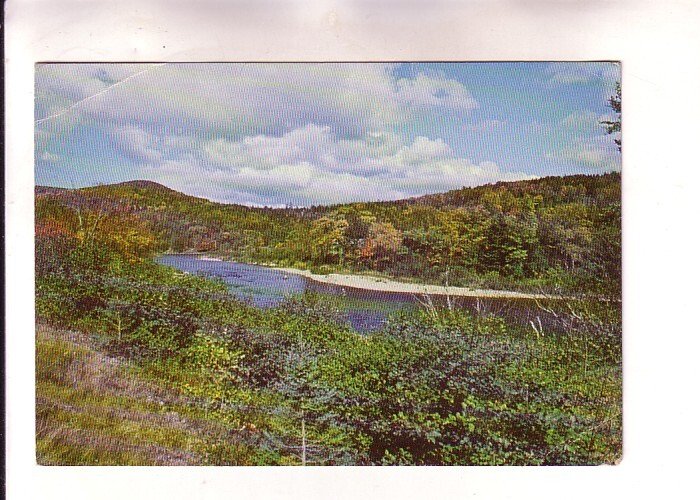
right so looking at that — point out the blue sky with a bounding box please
[35,62,620,207]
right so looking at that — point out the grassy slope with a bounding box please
[36,295,622,465]
[36,323,265,465]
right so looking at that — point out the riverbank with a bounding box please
[163,252,565,300]
[269,265,553,300]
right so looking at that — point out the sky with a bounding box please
[35,62,620,207]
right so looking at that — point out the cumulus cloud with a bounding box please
[562,111,598,129]
[395,73,478,111]
[205,124,337,171]
[141,157,406,207]
[560,110,619,136]
[39,63,611,205]
[549,111,620,171]
[135,124,533,206]
[112,126,163,163]
[200,125,457,177]
[392,136,452,165]
[546,62,619,86]
[545,62,620,105]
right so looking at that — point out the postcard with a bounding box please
[34,61,621,466]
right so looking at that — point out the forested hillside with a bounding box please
[35,173,622,465]
[37,172,620,296]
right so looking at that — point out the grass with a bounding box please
[36,321,348,466]
[36,324,265,465]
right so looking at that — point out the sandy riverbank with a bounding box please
[172,253,557,300]
[273,266,551,300]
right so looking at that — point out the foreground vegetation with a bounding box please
[36,177,622,465]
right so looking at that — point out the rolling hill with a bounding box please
[36,172,621,294]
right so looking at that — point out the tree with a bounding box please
[360,221,402,269]
[480,214,528,277]
[600,81,621,152]
[309,215,349,265]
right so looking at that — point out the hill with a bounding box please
[36,172,621,294]
[409,172,620,208]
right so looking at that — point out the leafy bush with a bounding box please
[35,191,621,465]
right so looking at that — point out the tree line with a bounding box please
[37,171,621,297]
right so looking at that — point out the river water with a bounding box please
[156,254,549,333]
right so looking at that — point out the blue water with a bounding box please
[156,254,544,333]
[156,254,412,331]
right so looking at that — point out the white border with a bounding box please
[6,1,700,499]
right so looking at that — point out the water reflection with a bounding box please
[156,254,550,333]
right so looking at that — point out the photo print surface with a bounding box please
[35,62,621,466]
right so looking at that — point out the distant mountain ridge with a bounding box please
[379,172,620,208]
[36,171,621,211]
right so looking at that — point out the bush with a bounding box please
[34,199,621,465]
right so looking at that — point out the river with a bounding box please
[156,254,551,333]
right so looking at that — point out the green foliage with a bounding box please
[35,174,622,465]
[37,256,621,465]
[309,214,350,265]
[37,172,621,296]
[600,81,622,151]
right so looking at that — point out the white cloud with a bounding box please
[112,126,163,163]
[549,135,620,171]
[36,64,558,206]
[546,62,619,86]
[549,110,621,171]
[35,64,479,140]
[390,159,534,195]
[545,62,620,101]
[562,111,597,129]
[392,136,452,165]
[395,73,478,111]
[141,158,405,206]
[136,124,534,206]
[560,111,618,135]
[201,124,419,177]
[547,64,594,85]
